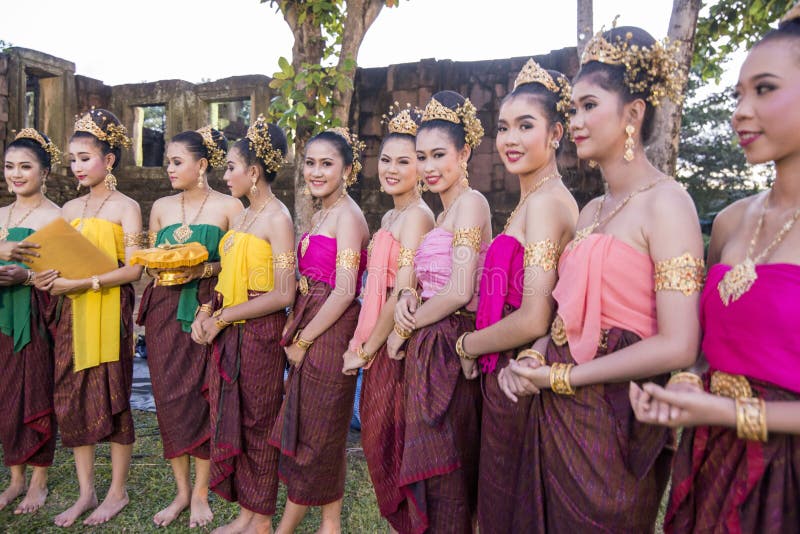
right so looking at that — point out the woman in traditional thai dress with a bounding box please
[499,27,705,531]
[386,90,491,533]
[268,127,369,534]
[341,106,434,533]
[139,126,241,528]
[455,60,578,534]
[0,129,61,514]
[630,9,800,532]
[35,108,143,527]
[189,116,294,534]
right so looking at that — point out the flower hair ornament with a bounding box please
[196,126,226,169]
[421,97,484,149]
[327,127,365,187]
[246,114,284,173]
[381,102,422,136]
[513,58,573,124]
[580,26,687,106]
[73,110,132,149]
[13,128,62,164]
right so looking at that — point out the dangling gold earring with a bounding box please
[198,172,206,189]
[104,166,117,191]
[41,180,48,195]
[588,160,598,169]
[460,161,469,187]
[303,184,310,196]
[7,184,12,194]
[417,176,429,194]
[624,124,636,163]
[250,178,259,197]
[76,183,82,192]
[379,184,385,193]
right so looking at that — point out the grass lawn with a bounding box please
[0,410,386,533]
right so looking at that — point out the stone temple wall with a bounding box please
[0,46,603,234]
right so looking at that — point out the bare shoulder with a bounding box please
[151,193,178,211]
[710,191,763,246]
[406,203,435,225]
[463,189,490,212]
[116,192,142,213]
[646,179,698,216]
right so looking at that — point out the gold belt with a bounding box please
[709,371,753,399]
[298,275,309,296]
[550,314,609,351]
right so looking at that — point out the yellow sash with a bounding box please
[69,218,125,372]
[215,231,274,317]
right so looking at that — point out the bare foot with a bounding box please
[247,514,273,534]
[153,494,189,527]
[0,480,26,511]
[15,484,48,514]
[54,493,98,527]
[189,495,213,528]
[211,510,252,534]
[83,489,128,526]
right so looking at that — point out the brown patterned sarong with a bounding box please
[208,293,286,515]
[0,289,55,466]
[666,377,800,534]
[51,284,135,448]
[398,313,481,534]
[360,344,411,532]
[268,280,359,506]
[511,328,672,533]
[138,279,214,459]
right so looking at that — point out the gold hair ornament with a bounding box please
[13,128,62,164]
[196,126,226,169]
[326,127,365,187]
[73,112,132,149]
[421,97,484,149]
[246,114,284,173]
[512,58,573,124]
[382,102,421,136]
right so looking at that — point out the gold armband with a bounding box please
[273,251,297,270]
[523,239,559,271]
[654,253,706,296]
[393,323,413,339]
[292,329,314,350]
[336,248,361,270]
[455,332,478,360]
[124,232,143,248]
[516,348,546,365]
[668,371,703,389]
[452,226,482,252]
[146,231,157,248]
[397,246,415,268]
[549,362,575,395]
[736,397,768,442]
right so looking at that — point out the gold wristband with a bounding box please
[357,343,375,363]
[201,262,214,279]
[549,362,576,395]
[212,308,232,330]
[668,371,703,389]
[735,397,768,442]
[195,303,213,317]
[393,323,413,340]
[516,348,546,365]
[90,275,101,292]
[455,332,478,360]
[23,269,35,286]
[292,329,314,350]
[397,286,421,304]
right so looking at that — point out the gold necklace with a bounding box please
[172,189,211,244]
[0,198,44,241]
[569,176,669,249]
[300,191,347,257]
[436,185,470,227]
[503,170,560,233]
[223,194,276,254]
[77,191,114,231]
[718,192,800,305]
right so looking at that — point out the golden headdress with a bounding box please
[196,126,226,169]
[73,110,132,149]
[326,127,365,186]
[381,102,421,136]
[580,27,686,106]
[421,97,484,149]
[246,114,284,173]
[513,58,573,122]
[13,128,62,164]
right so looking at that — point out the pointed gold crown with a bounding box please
[421,97,484,149]
[580,31,628,66]
[13,128,62,164]
[326,127,365,186]
[514,58,558,92]
[73,110,132,149]
[381,102,420,136]
[246,114,284,173]
[196,125,226,169]
[781,1,800,24]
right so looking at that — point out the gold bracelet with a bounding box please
[195,303,213,317]
[668,371,703,389]
[292,329,314,350]
[455,332,478,360]
[357,343,375,363]
[735,397,768,442]
[516,348,546,365]
[212,308,232,330]
[90,275,101,292]
[23,269,35,286]
[549,362,576,395]
[201,263,214,279]
[393,323,413,339]
[396,286,420,304]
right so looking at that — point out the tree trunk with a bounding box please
[647,0,702,174]
[577,0,593,59]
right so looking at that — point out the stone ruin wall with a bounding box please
[0,46,603,234]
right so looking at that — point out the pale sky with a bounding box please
[1,0,741,89]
